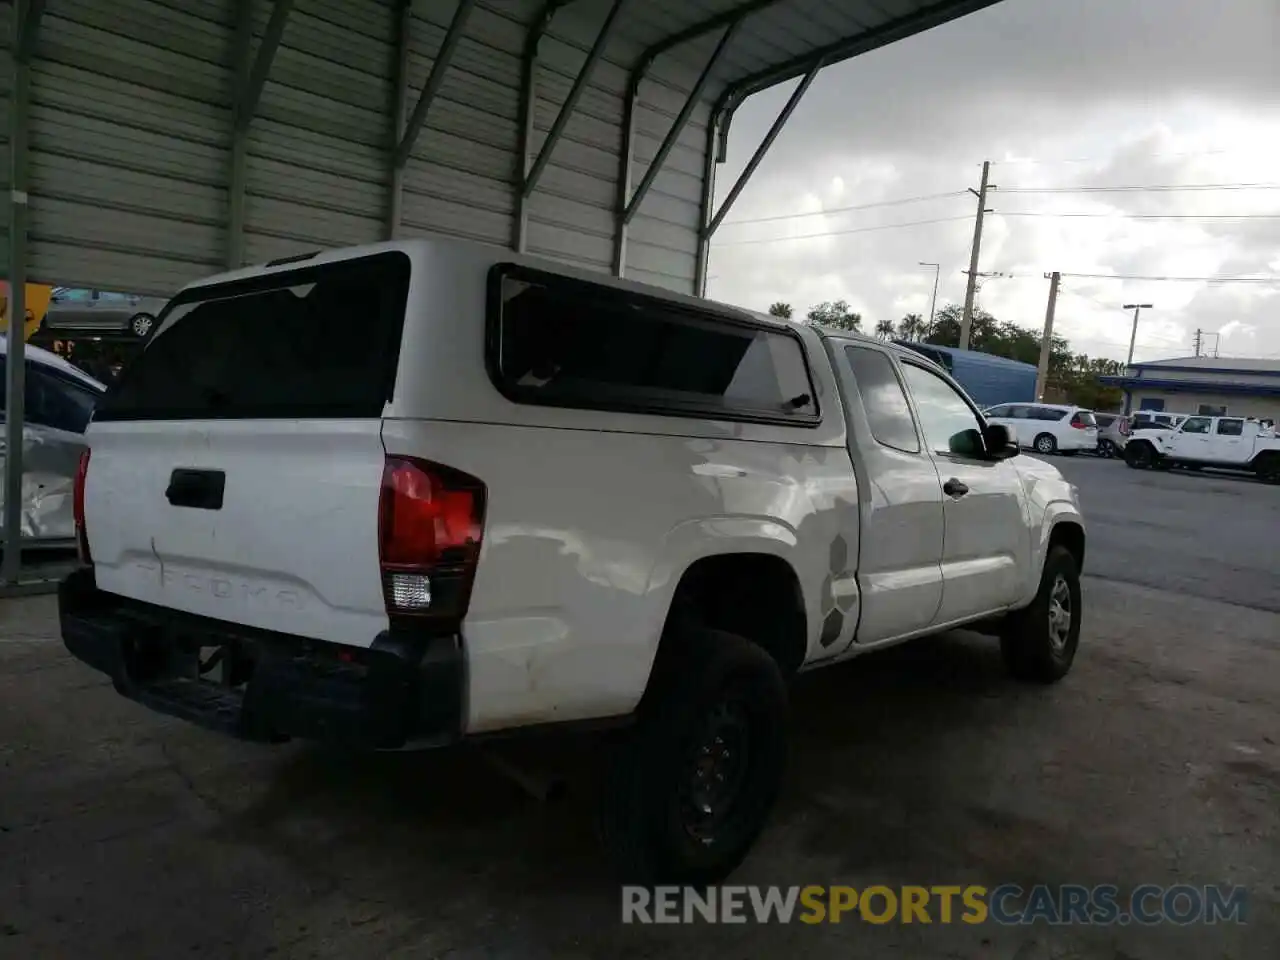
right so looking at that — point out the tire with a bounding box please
[1255,454,1280,485]
[598,627,788,885]
[129,312,156,338]
[1097,439,1115,459]
[1125,442,1155,470]
[1033,433,1058,455]
[1000,545,1081,684]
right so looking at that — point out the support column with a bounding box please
[225,0,294,270]
[622,16,743,228]
[3,0,38,585]
[516,0,626,253]
[385,0,414,238]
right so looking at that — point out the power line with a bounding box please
[718,190,968,227]
[714,215,972,246]
[999,182,1280,194]
[997,212,1280,220]
[1056,271,1280,283]
[990,148,1244,167]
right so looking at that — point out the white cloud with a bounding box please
[705,0,1280,363]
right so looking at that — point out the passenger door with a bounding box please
[899,362,1028,624]
[1211,418,1250,463]
[833,344,944,643]
[1169,416,1212,458]
[0,361,102,540]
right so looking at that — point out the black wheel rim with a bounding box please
[678,697,753,844]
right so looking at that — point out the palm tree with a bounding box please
[874,318,895,340]
[897,313,924,341]
[768,302,793,319]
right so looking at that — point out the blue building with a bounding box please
[1100,356,1280,420]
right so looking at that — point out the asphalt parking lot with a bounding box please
[1,456,1277,959]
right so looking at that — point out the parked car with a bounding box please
[0,336,107,541]
[1129,411,1188,432]
[1124,414,1280,483]
[1093,412,1130,458]
[44,288,168,340]
[983,402,1099,455]
[59,237,1086,884]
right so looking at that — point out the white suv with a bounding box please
[59,238,1085,883]
[983,402,1099,456]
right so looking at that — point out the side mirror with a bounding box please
[948,428,986,458]
[983,423,1019,460]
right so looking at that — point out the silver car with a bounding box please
[1092,412,1130,458]
[45,288,168,340]
[0,337,107,542]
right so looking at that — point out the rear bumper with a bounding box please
[58,568,464,749]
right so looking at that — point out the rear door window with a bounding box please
[96,252,410,421]
[842,346,919,453]
[26,364,102,433]
[1217,419,1244,436]
[488,264,817,425]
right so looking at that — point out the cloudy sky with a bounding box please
[704,0,1280,364]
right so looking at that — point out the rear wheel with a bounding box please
[1256,454,1280,485]
[129,312,156,338]
[1001,545,1081,684]
[1034,433,1058,455]
[598,627,787,885]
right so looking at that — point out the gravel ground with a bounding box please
[1,457,1276,959]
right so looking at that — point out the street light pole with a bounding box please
[918,261,939,336]
[1123,303,1153,366]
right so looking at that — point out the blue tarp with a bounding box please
[895,341,1038,408]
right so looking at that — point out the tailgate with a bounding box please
[86,420,388,645]
[82,250,411,647]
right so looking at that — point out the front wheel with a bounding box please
[598,628,788,885]
[1034,433,1058,455]
[1125,442,1155,470]
[1097,439,1115,459]
[1001,545,1082,684]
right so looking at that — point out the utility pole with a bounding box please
[960,160,994,350]
[1035,272,1060,401]
[918,261,940,335]
[1192,328,1203,358]
[1123,303,1153,366]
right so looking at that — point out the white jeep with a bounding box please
[60,238,1086,883]
[1124,414,1280,483]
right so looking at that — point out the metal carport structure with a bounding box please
[1,0,998,587]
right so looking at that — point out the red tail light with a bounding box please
[378,456,486,622]
[1069,414,1088,429]
[1119,418,1131,436]
[73,448,92,566]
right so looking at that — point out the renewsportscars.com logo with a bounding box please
[621,884,1249,926]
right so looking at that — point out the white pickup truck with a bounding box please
[59,238,1086,883]
[1124,414,1280,483]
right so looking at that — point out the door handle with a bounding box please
[943,478,969,498]
[166,468,226,510]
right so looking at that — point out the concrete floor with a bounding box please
[1,457,1277,958]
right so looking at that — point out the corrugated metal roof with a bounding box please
[1136,356,1280,373]
[592,0,1000,105]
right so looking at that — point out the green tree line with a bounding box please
[766,301,1125,410]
